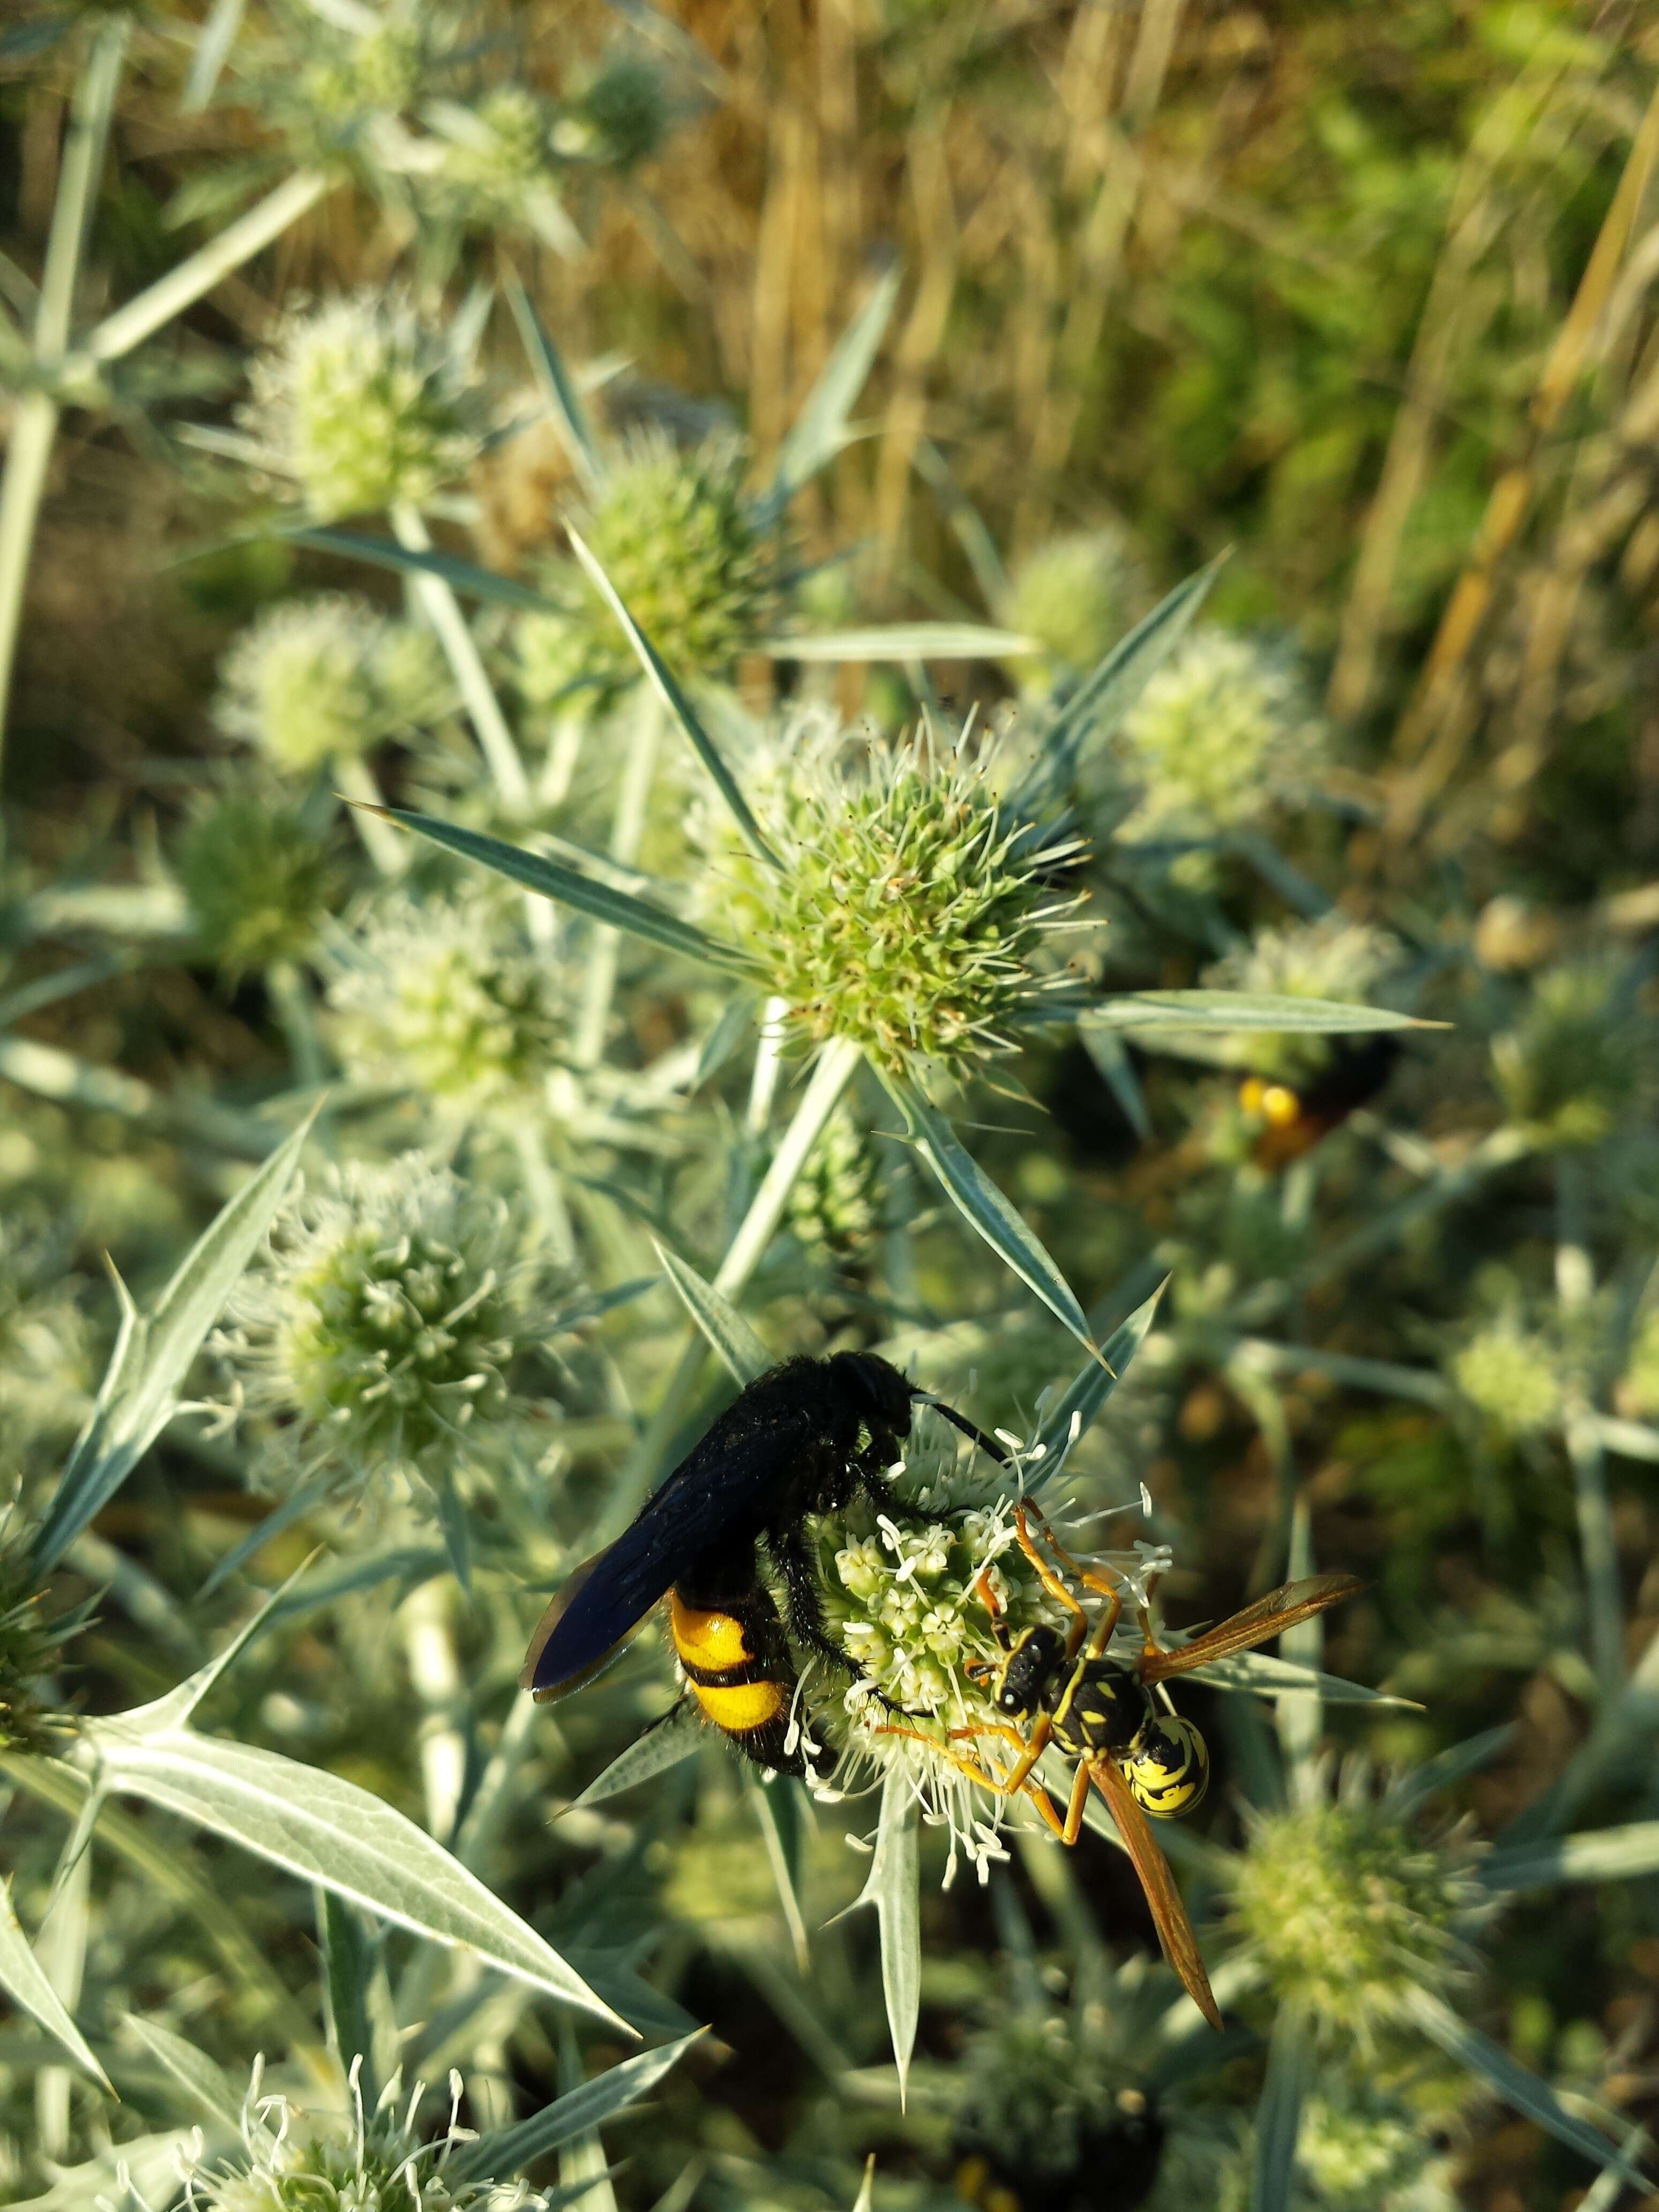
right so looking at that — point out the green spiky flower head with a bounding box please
[215,595,449,772]
[516,433,778,703]
[953,1997,1164,2211]
[715,713,1086,1085]
[430,88,568,233]
[1004,522,1147,682]
[1198,915,1406,1084]
[1112,629,1326,838]
[244,292,488,520]
[1491,955,1647,1149]
[555,53,671,168]
[328,887,570,1114]
[180,790,342,978]
[1291,2080,1461,2212]
[0,1528,83,1757]
[217,1155,543,1501]
[192,2059,547,2212]
[1230,1766,1483,2039]
[1448,1318,1561,1439]
[787,1106,881,1262]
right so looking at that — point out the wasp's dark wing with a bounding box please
[1091,1757,1221,2029]
[521,1376,831,1698]
[1137,1573,1364,1683]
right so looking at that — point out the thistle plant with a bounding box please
[327,886,572,1114]
[1003,522,1147,683]
[516,432,782,706]
[214,1154,550,1507]
[242,292,488,521]
[215,596,450,774]
[786,1105,881,1262]
[423,89,576,244]
[1491,954,1649,1149]
[179,788,343,978]
[0,1523,83,1756]
[1447,1315,1563,1439]
[1198,916,1406,1083]
[555,53,672,169]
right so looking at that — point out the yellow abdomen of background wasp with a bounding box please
[669,1592,753,1670]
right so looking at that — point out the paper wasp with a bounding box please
[521,1351,1006,1779]
[1238,1034,1401,1168]
[879,1505,1362,2027]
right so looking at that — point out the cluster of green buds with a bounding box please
[1229,1762,1485,2042]
[553,53,672,169]
[1108,629,1326,848]
[785,1106,883,1263]
[178,790,343,980]
[1002,522,1147,685]
[1284,2081,1462,2212]
[215,595,449,774]
[242,292,488,520]
[328,887,571,1116]
[251,0,444,153]
[714,713,1087,1087]
[0,1522,84,1757]
[184,2057,548,2212]
[1199,915,1406,1083]
[1447,1313,1562,1440]
[1491,955,1649,1149]
[421,89,574,241]
[214,1155,543,1507]
[517,434,780,706]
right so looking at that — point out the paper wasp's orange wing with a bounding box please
[1091,1757,1221,2030]
[1137,1573,1364,1684]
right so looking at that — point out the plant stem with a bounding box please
[575,688,662,1065]
[600,1034,862,1538]
[1559,1155,1624,1700]
[745,996,789,1136]
[400,1575,466,1843]
[333,754,405,873]
[391,504,530,809]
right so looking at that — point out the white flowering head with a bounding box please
[1229,1764,1484,2039]
[714,714,1086,1086]
[1197,916,1406,1084]
[215,596,449,773]
[328,888,570,1115]
[1003,524,1147,683]
[180,790,342,979]
[1291,2082,1461,2212]
[187,2059,542,2212]
[428,88,567,233]
[517,434,778,704]
[218,1156,543,1500]
[1111,629,1326,839]
[244,293,488,520]
[1491,955,1648,1149]
[1448,1319,1561,1439]
[251,1,443,152]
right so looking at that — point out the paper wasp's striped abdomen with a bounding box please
[668,1586,808,1775]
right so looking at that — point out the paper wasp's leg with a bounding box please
[875,1722,1067,1839]
[1018,1501,1125,1658]
[1011,1507,1091,1660]
[951,1711,1054,1796]
[1063,1757,1093,1845]
[970,1563,1015,1655]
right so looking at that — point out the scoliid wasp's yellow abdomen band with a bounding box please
[690,1678,789,1733]
[669,1593,753,1671]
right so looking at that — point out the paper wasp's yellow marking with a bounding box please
[669,1594,751,1670]
[691,1679,787,1732]
[1239,1077,1303,1129]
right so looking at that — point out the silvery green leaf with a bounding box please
[746,1772,810,1974]
[1385,1725,1515,1820]
[1078,1027,1152,1141]
[693,992,759,1089]
[281,524,557,611]
[88,1557,313,1743]
[1030,1280,1167,1477]
[451,2030,704,2183]
[507,280,606,492]
[1081,991,1437,1037]
[764,265,900,517]
[1042,559,1222,771]
[1184,1652,1418,1707]
[571,1704,703,1808]
[756,624,1040,662]
[1483,1820,1659,1893]
[318,1890,396,2109]
[123,2013,242,2133]
[0,1880,110,2090]
[565,526,776,864]
[95,1729,629,2029]
[850,1769,921,2107]
[1403,1987,1647,2186]
[1250,2005,1311,2212]
[10,2131,199,2212]
[879,1071,1094,1357]
[655,1243,770,1386]
[183,0,245,110]
[31,1112,312,1573]
[375,806,749,974]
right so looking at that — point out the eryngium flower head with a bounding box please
[1112,629,1326,835]
[180,792,341,978]
[1448,1318,1561,1438]
[428,88,570,235]
[215,596,449,772]
[716,715,1085,1085]
[328,887,569,1112]
[244,293,487,520]
[1198,916,1406,1083]
[1291,2081,1461,2212]
[787,1106,881,1262]
[953,2000,1163,2212]
[257,1,437,148]
[0,1527,83,1756]
[188,2058,547,2212]
[516,434,778,700]
[217,1156,540,1496]
[1003,524,1147,682]
[554,54,671,168]
[1230,1769,1483,2038]
[1491,955,1648,1149]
